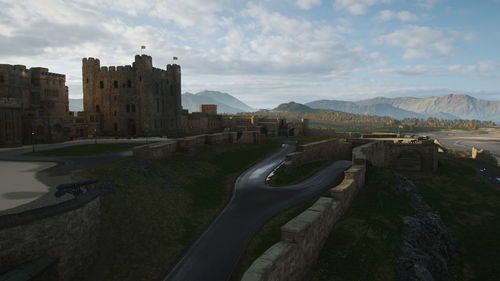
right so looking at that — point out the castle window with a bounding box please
[127,80,132,88]
[99,81,104,88]
[131,104,136,112]
[126,104,130,112]
[0,74,5,83]
[96,105,100,112]
[114,80,118,88]
[86,78,89,84]
[139,76,142,81]
[156,98,160,113]
[114,123,118,132]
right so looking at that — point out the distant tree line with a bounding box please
[248,110,497,131]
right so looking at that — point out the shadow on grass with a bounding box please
[85,141,280,281]
[307,166,413,281]
[403,159,500,281]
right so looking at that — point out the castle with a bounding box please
[80,55,183,137]
[0,54,308,146]
[0,64,70,146]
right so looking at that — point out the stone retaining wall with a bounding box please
[285,139,352,168]
[241,141,378,281]
[0,191,101,281]
[133,131,260,160]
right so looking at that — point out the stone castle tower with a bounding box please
[82,54,183,137]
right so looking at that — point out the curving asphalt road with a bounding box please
[164,143,352,281]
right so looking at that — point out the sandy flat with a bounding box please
[0,161,58,211]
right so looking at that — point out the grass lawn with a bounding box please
[269,160,330,186]
[307,166,413,281]
[403,159,500,281]
[29,143,143,157]
[86,141,280,281]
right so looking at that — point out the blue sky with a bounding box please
[1,0,499,108]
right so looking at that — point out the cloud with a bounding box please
[73,0,223,28]
[296,0,322,10]
[377,10,419,21]
[333,0,390,15]
[376,25,472,59]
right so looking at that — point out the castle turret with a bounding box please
[82,58,100,113]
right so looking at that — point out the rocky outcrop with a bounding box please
[396,176,458,281]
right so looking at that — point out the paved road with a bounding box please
[164,143,352,281]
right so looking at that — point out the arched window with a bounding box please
[126,104,130,112]
[114,80,118,88]
[96,105,100,112]
[99,81,104,88]
[127,80,132,88]
[131,104,136,112]
[86,78,89,83]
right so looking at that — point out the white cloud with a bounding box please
[333,0,390,15]
[376,25,472,59]
[378,10,420,21]
[296,0,322,10]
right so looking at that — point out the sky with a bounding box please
[1,0,499,109]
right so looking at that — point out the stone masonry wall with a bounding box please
[241,140,380,281]
[133,131,259,160]
[0,192,101,281]
[285,139,352,169]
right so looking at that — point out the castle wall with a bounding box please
[0,64,70,145]
[241,140,369,281]
[0,191,101,281]
[284,139,352,169]
[133,131,258,160]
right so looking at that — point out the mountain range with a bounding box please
[69,92,499,123]
[305,94,500,122]
[181,90,254,114]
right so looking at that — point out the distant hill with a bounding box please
[274,102,316,113]
[306,94,500,122]
[306,100,426,119]
[69,98,83,111]
[182,90,254,114]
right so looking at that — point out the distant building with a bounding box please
[198,104,217,115]
[81,55,183,137]
[0,64,70,146]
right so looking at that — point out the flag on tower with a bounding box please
[141,45,146,49]
[173,56,178,60]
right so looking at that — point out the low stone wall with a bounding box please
[178,135,208,150]
[206,132,237,145]
[133,131,260,160]
[285,139,352,168]
[133,140,178,160]
[237,131,261,144]
[241,141,374,281]
[307,129,361,139]
[0,191,101,281]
